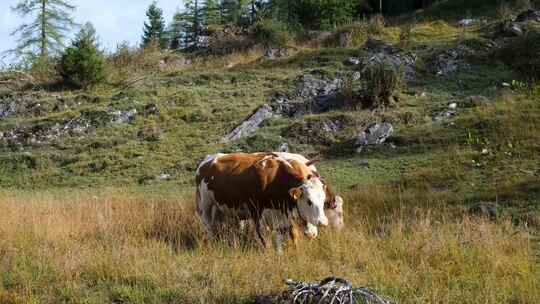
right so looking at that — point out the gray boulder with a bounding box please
[264,48,289,60]
[355,122,394,150]
[360,38,417,80]
[0,100,16,120]
[222,105,274,142]
[515,9,540,22]
[272,73,343,117]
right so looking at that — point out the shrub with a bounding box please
[59,23,106,89]
[325,22,368,48]
[250,19,292,48]
[368,14,385,36]
[399,23,414,49]
[362,60,403,108]
[496,2,513,21]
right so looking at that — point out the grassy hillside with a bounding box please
[1,4,540,304]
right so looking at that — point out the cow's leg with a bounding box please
[197,180,218,240]
[255,217,268,249]
[288,224,300,247]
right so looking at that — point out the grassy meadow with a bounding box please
[0,188,538,304]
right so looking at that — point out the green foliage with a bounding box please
[142,1,167,49]
[250,19,291,47]
[59,23,105,89]
[9,0,77,58]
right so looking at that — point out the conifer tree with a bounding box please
[9,0,77,58]
[59,22,105,88]
[204,0,222,29]
[168,10,185,49]
[142,1,167,49]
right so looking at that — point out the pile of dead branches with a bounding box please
[281,277,394,304]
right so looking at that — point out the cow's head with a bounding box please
[289,173,329,229]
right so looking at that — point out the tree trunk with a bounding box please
[41,0,47,57]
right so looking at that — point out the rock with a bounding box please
[468,202,499,220]
[508,24,524,36]
[448,102,458,110]
[515,9,540,22]
[272,73,342,117]
[143,103,159,116]
[0,100,16,120]
[157,173,171,180]
[429,45,473,76]
[360,38,417,81]
[222,105,274,142]
[355,122,394,150]
[344,57,361,66]
[502,82,511,87]
[278,142,290,152]
[458,18,476,27]
[264,48,288,60]
[468,95,491,107]
[110,109,137,124]
[358,160,370,168]
[433,110,457,122]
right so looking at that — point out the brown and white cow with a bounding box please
[195,152,328,249]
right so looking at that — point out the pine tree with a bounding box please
[204,0,222,29]
[142,1,167,49]
[59,22,105,88]
[168,10,189,49]
[184,0,203,48]
[9,0,77,58]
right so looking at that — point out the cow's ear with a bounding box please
[289,187,303,201]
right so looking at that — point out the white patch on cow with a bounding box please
[304,223,319,239]
[273,152,317,171]
[196,153,226,176]
[296,177,328,227]
[326,195,344,230]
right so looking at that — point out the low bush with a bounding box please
[59,23,105,89]
[362,60,403,108]
[250,19,292,48]
[325,22,368,48]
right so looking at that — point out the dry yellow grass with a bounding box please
[0,188,538,304]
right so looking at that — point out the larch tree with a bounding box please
[142,1,167,49]
[9,0,77,58]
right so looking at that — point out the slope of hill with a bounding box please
[0,5,539,304]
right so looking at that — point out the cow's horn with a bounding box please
[305,158,320,167]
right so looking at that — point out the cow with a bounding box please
[257,152,345,232]
[195,152,329,250]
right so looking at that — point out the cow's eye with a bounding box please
[307,200,313,206]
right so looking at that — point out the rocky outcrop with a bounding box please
[360,38,417,80]
[428,45,472,76]
[221,105,274,143]
[355,122,393,152]
[264,48,289,60]
[272,72,343,117]
[515,9,540,22]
